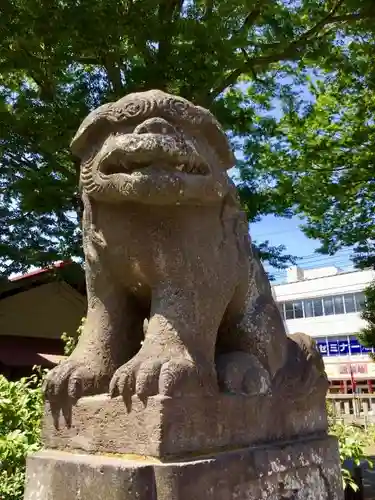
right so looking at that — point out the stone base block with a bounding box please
[24,436,343,500]
[42,394,327,458]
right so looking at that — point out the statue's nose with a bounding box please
[134,118,177,135]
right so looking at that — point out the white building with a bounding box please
[272,265,375,393]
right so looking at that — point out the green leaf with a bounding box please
[1,0,375,274]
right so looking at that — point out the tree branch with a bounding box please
[155,0,183,88]
[102,55,123,97]
[157,0,183,57]
[203,0,214,21]
[238,0,271,32]
[293,0,346,43]
[4,150,75,183]
[7,44,57,100]
[210,2,372,98]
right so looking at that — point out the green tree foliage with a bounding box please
[1,0,375,274]
[327,401,373,491]
[248,19,375,267]
[358,281,375,354]
[251,26,375,350]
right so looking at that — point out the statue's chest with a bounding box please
[86,208,176,284]
[84,201,231,286]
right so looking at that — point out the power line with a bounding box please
[259,247,353,264]
[266,253,353,275]
[272,281,372,298]
[271,265,371,287]
[280,253,352,265]
[251,227,304,238]
[269,260,356,280]
[270,262,353,278]
[296,252,352,265]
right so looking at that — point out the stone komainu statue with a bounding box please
[44,90,328,411]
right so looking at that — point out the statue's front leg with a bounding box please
[110,283,219,406]
[44,262,143,406]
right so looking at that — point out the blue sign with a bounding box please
[338,340,349,355]
[328,340,339,356]
[316,337,373,357]
[317,342,328,356]
[361,345,372,354]
[349,339,362,355]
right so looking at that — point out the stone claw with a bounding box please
[109,349,217,409]
[109,366,136,411]
[44,358,108,405]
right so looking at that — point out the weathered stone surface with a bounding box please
[42,89,328,436]
[42,394,327,459]
[30,89,339,500]
[24,436,343,500]
[23,449,155,500]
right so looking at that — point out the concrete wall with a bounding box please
[0,281,86,339]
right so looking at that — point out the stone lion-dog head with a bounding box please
[71,90,236,206]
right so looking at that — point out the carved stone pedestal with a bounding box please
[41,394,328,459]
[24,436,342,500]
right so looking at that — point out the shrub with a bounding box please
[329,419,373,491]
[0,319,84,500]
[0,370,45,500]
[61,316,85,356]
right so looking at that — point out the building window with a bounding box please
[285,302,294,320]
[279,291,367,320]
[333,295,345,314]
[354,292,366,312]
[344,294,355,313]
[323,296,334,316]
[304,299,314,318]
[312,298,324,317]
[293,300,304,318]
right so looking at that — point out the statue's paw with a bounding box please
[109,352,216,410]
[216,352,271,396]
[43,359,105,404]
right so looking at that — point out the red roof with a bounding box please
[0,260,86,300]
[10,261,70,282]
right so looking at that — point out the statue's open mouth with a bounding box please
[100,157,209,176]
[98,133,210,178]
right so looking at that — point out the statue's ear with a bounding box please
[194,104,235,171]
[71,103,114,159]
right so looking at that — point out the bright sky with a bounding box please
[250,215,320,256]
[250,214,354,282]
